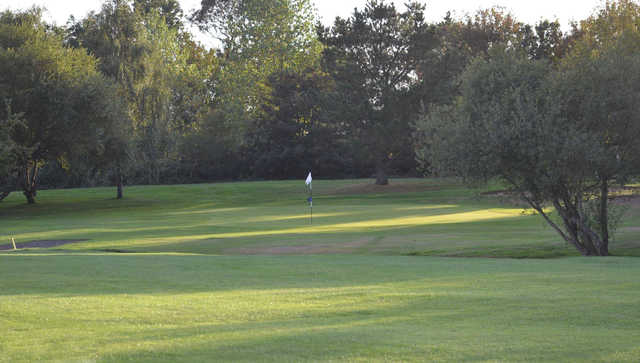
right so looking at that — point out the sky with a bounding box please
[1,0,605,47]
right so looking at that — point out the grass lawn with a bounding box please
[3,178,640,256]
[1,179,640,361]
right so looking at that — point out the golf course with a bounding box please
[2,178,640,361]
[4,0,640,360]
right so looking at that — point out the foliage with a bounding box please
[5,0,640,203]
[69,0,218,187]
[518,20,567,62]
[133,0,184,30]
[319,0,436,184]
[415,29,640,256]
[0,8,128,203]
[0,103,22,201]
[200,0,322,150]
[414,1,640,256]
[245,68,352,179]
[571,0,640,57]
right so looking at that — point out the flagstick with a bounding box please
[310,186,313,225]
[305,171,313,225]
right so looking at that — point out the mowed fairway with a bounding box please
[1,179,640,361]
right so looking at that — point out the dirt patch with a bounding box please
[329,182,442,196]
[0,239,87,250]
[227,238,372,255]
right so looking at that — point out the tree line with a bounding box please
[2,0,639,255]
[0,0,572,197]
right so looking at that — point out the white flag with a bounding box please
[305,172,312,187]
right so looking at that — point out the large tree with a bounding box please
[0,105,21,201]
[553,0,640,254]
[245,68,351,179]
[319,0,435,184]
[415,34,640,256]
[192,0,322,152]
[69,0,209,186]
[0,8,129,203]
[66,0,144,192]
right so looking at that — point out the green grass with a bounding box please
[2,255,640,361]
[1,178,640,361]
[2,178,640,256]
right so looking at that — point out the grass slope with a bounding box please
[1,179,640,361]
[2,178,640,256]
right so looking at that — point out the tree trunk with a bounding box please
[375,162,388,185]
[21,162,39,204]
[599,180,609,256]
[553,201,589,255]
[551,199,609,256]
[23,189,36,204]
[116,167,123,199]
[521,189,609,257]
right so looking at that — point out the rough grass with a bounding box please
[1,179,640,361]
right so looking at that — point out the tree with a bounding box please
[319,0,435,184]
[190,0,241,33]
[570,0,640,57]
[0,8,127,203]
[553,0,640,254]
[415,8,566,112]
[193,0,322,152]
[458,7,522,56]
[133,0,184,30]
[0,104,21,201]
[415,37,640,256]
[518,20,566,62]
[66,0,145,193]
[245,68,350,179]
[412,8,575,179]
[61,78,131,199]
[69,0,205,186]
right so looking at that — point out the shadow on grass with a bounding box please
[63,286,639,362]
[0,253,590,296]
[407,244,581,259]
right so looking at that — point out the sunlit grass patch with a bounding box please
[2,178,640,256]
